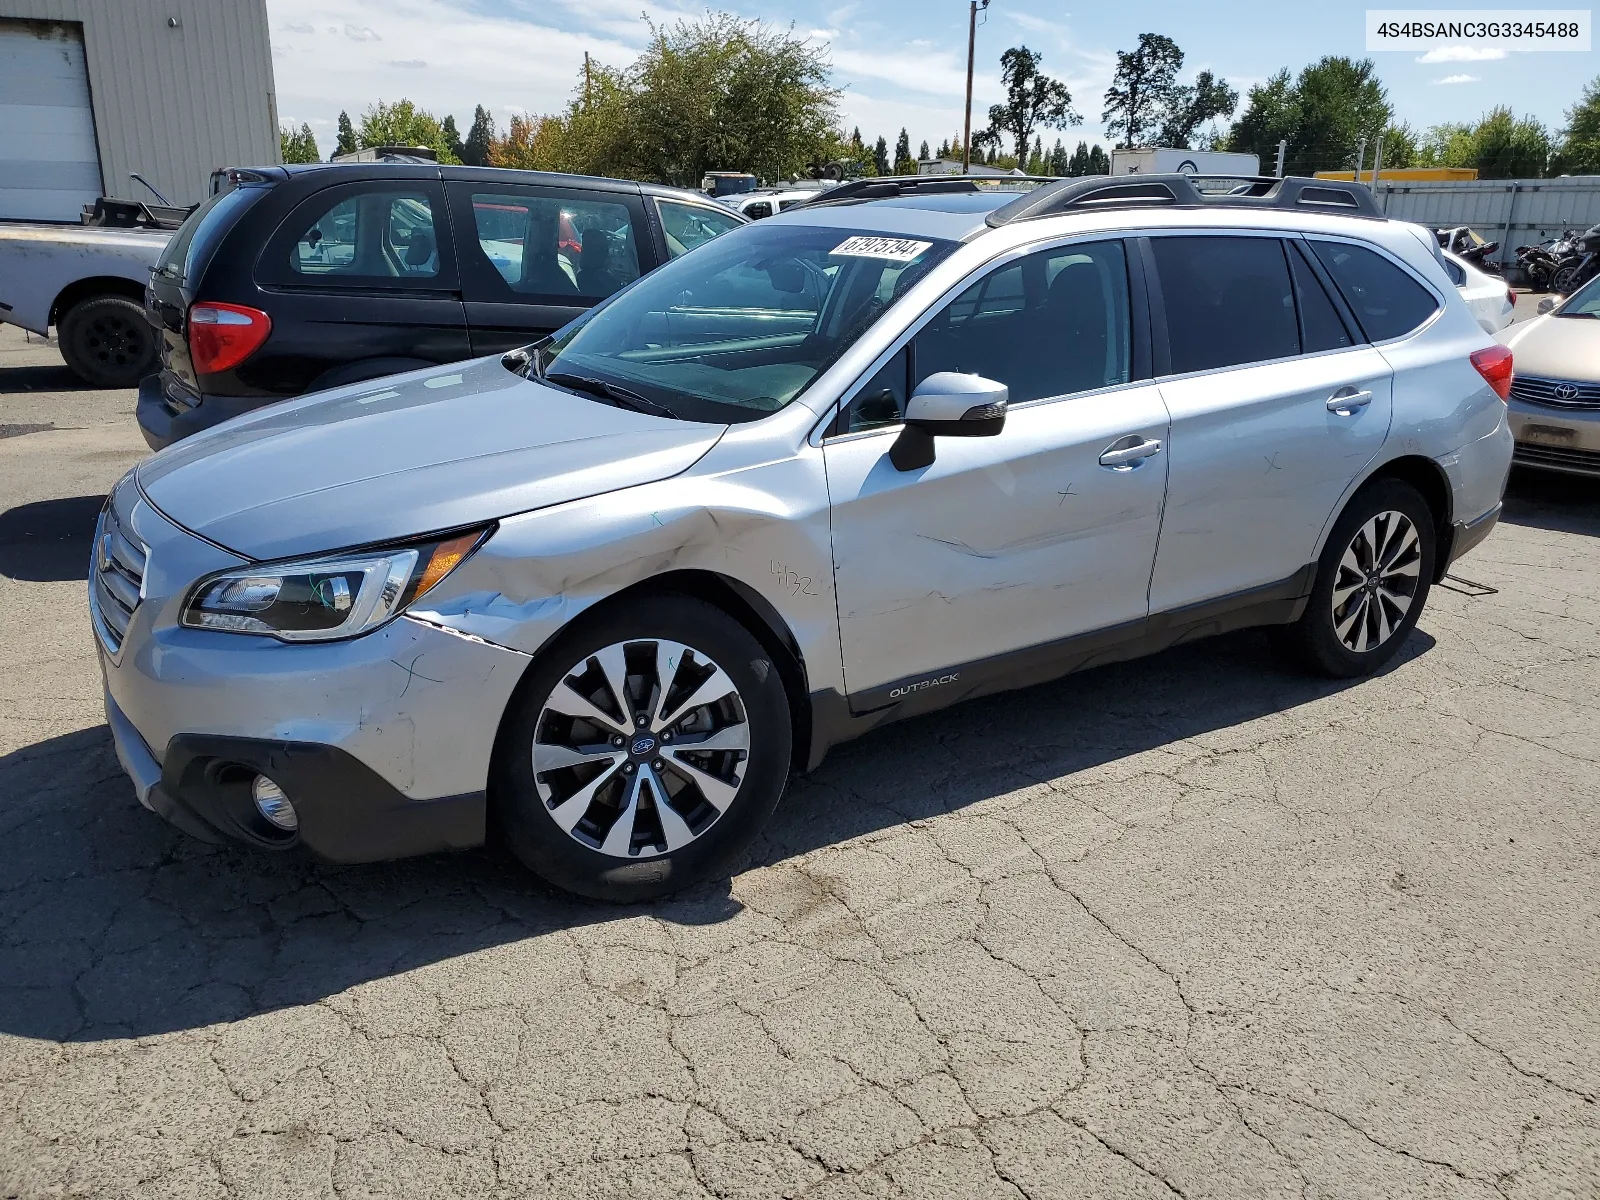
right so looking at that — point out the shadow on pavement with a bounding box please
[0,362,94,394]
[0,624,1430,1043]
[0,494,105,582]
[1500,467,1600,537]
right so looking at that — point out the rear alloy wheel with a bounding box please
[58,295,158,388]
[495,595,790,902]
[1281,478,1437,678]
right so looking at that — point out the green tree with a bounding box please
[279,122,319,163]
[1087,144,1109,174]
[1422,107,1549,177]
[1048,138,1068,174]
[1378,122,1420,169]
[893,127,913,173]
[918,139,930,161]
[1103,33,1183,148]
[463,105,496,166]
[1553,76,1600,172]
[1226,57,1392,175]
[1067,140,1089,176]
[873,134,890,176]
[981,46,1079,159]
[936,138,950,158]
[335,110,357,157]
[441,114,465,163]
[1159,70,1238,149]
[357,99,463,163]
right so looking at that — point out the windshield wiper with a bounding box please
[545,371,676,418]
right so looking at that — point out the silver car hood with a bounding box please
[138,357,726,561]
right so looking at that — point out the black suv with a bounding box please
[139,162,746,449]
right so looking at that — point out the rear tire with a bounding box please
[493,595,791,903]
[1281,478,1437,679]
[58,295,157,388]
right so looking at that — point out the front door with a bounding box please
[824,239,1171,707]
[1142,234,1395,613]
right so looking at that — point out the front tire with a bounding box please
[1282,478,1437,678]
[58,295,158,388]
[493,595,791,903]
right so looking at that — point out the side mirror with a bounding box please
[890,372,1008,471]
[1538,296,1557,315]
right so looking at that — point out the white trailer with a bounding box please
[1110,149,1261,177]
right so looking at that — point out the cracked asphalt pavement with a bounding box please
[2,322,1599,1199]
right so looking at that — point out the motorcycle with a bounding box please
[1435,227,1503,275]
[1515,241,1563,292]
[1548,223,1600,295]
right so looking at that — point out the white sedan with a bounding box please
[1442,249,1514,333]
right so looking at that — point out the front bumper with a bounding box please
[137,371,274,451]
[98,476,533,860]
[1507,399,1600,478]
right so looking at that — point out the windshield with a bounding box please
[535,223,958,423]
[1559,274,1600,316]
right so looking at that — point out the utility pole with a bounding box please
[1353,136,1367,186]
[962,0,989,171]
[1274,139,1287,178]
[1368,132,1385,189]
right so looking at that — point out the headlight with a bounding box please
[181,528,489,641]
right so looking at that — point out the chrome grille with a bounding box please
[90,501,147,656]
[1508,375,1600,411]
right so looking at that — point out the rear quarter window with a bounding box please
[154,185,264,283]
[1309,240,1440,342]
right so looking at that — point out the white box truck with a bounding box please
[1111,149,1261,177]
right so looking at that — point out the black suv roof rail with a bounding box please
[986,173,1384,227]
[792,173,1057,208]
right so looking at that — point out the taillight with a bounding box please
[1471,344,1513,401]
[188,302,271,375]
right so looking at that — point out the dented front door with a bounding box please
[823,383,1171,705]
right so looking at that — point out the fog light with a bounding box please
[251,775,298,831]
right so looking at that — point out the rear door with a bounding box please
[447,181,653,356]
[252,178,470,393]
[1145,233,1395,614]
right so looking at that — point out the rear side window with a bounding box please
[467,190,641,300]
[262,183,455,288]
[1287,243,1355,353]
[1308,240,1440,341]
[155,186,261,283]
[1152,236,1299,373]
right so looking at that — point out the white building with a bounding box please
[0,0,277,221]
[917,158,1027,178]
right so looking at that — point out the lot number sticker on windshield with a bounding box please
[830,236,932,261]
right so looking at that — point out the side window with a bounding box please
[1287,242,1355,353]
[1441,256,1466,287]
[840,348,910,433]
[1309,240,1441,342]
[658,199,743,257]
[1151,236,1299,373]
[743,201,772,220]
[285,188,442,281]
[467,191,640,301]
[913,239,1131,405]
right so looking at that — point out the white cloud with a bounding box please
[1433,73,1480,84]
[279,21,313,34]
[388,59,426,68]
[1415,45,1507,62]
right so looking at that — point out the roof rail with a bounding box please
[791,173,1056,208]
[985,174,1384,227]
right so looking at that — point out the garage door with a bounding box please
[0,20,102,222]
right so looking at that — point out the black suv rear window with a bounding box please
[154,186,261,284]
[1308,240,1439,342]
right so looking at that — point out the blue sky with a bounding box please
[266,0,1598,161]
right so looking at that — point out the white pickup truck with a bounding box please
[0,215,172,387]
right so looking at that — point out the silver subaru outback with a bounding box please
[95,175,1513,901]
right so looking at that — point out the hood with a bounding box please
[138,356,726,560]
[1500,313,1600,382]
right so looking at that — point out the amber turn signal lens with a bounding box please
[413,532,482,601]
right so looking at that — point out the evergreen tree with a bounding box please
[874,134,890,175]
[463,105,496,166]
[918,139,930,161]
[1087,143,1109,174]
[441,114,466,163]
[893,127,913,173]
[936,138,950,158]
[279,123,320,163]
[1049,138,1069,175]
[1068,140,1089,175]
[335,110,357,157]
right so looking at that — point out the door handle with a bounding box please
[1098,437,1163,469]
[1327,389,1373,415]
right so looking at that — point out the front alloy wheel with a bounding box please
[495,594,791,902]
[533,638,751,859]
